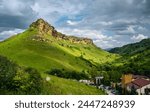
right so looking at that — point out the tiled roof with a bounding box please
[127,79,150,89]
[127,83,139,89]
[132,79,150,87]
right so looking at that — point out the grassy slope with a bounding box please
[0,28,117,94]
[0,29,117,72]
[42,74,104,95]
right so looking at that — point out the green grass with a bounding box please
[41,74,105,95]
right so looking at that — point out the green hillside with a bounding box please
[0,19,117,73]
[41,74,104,95]
[109,38,150,55]
[109,38,150,77]
[0,19,117,94]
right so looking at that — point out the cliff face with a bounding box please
[29,18,93,45]
[29,18,57,36]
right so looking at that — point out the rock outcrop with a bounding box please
[30,18,57,36]
[29,18,93,45]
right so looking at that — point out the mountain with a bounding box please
[0,19,117,73]
[109,38,150,55]
[0,18,117,94]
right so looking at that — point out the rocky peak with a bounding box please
[30,18,57,36]
[29,18,93,45]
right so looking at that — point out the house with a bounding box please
[126,78,150,95]
[121,74,150,95]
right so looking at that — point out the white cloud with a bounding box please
[98,21,113,26]
[131,34,148,42]
[31,0,85,24]
[137,26,147,31]
[58,28,119,49]
[0,29,23,35]
[58,28,106,40]
[0,29,24,41]
[116,26,136,35]
[67,20,79,26]
[127,26,135,33]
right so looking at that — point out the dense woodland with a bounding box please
[0,56,42,94]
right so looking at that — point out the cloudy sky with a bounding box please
[0,0,150,48]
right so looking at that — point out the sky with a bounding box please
[0,0,150,49]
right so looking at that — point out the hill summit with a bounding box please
[30,18,57,35]
[29,18,93,45]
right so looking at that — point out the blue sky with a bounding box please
[0,0,150,48]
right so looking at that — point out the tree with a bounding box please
[101,71,110,86]
[0,56,17,90]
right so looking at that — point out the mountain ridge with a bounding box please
[29,18,93,45]
[109,38,150,55]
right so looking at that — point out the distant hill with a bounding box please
[103,48,113,51]
[109,38,150,55]
[109,38,150,77]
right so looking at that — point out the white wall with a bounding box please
[136,84,150,95]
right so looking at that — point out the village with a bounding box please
[79,74,150,95]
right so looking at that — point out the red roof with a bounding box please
[132,79,150,87]
[127,83,139,89]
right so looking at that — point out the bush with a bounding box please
[24,67,43,94]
